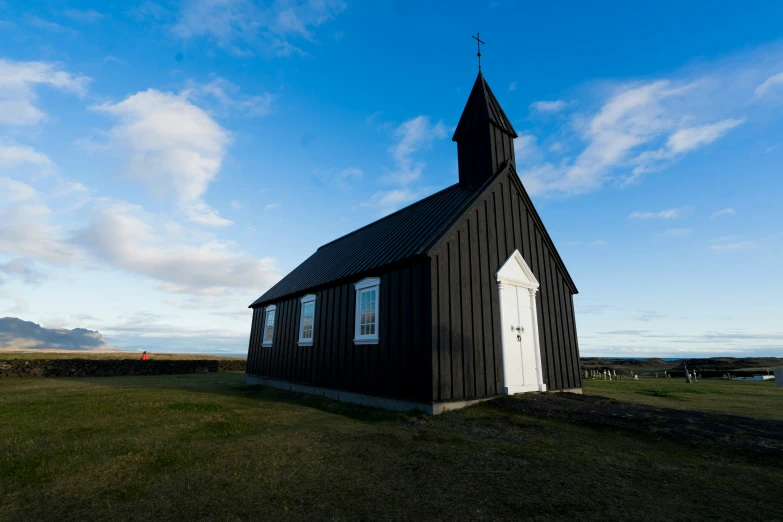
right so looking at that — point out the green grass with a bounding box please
[1,373,781,521]
[584,378,782,421]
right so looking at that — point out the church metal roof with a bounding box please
[251,181,485,307]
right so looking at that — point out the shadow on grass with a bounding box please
[635,388,682,399]
[49,373,413,425]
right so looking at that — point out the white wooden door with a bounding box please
[501,284,539,392]
[501,285,524,385]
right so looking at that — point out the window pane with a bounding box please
[264,310,275,343]
[301,302,315,340]
[356,286,379,339]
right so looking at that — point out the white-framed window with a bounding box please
[354,277,380,345]
[298,294,316,346]
[262,304,276,347]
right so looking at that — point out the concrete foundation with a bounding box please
[246,375,498,415]
[551,387,584,395]
[246,375,583,414]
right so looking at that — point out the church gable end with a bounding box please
[427,168,581,399]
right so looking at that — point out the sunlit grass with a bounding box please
[584,378,782,420]
[1,373,781,521]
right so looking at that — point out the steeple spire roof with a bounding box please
[452,71,518,142]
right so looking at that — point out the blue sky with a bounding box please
[0,0,781,357]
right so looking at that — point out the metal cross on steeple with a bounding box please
[472,33,485,71]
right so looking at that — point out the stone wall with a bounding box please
[0,359,246,378]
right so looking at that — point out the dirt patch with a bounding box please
[488,392,783,455]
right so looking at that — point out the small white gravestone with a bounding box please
[774,369,782,388]
[634,374,638,381]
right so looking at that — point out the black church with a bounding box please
[246,71,581,414]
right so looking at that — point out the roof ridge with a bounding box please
[420,160,512,254]
[316,183,460,251]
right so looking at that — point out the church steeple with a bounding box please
[453,71,518,187]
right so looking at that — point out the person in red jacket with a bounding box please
[140,351,149,361]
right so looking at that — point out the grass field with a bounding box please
[1,374,781,521]
[0,351,243,361]
[584,377,782,421]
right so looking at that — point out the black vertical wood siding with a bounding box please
[457,124,516,188]
[247,168,580,404]
[429,171,581,400]
[246,261,432,403]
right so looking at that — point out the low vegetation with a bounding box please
[580,356,783,377]
[584,378,782,421]
[2,373,781,520]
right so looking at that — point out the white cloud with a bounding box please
[72,202,280,295]
[659,228,692,237]
[92,89,232,227]
[63,8,105,23]
[365,111,383,124]
[519,76,747,196]
[362,187,431,215]
[265,203,280,210]
[0,59,90,126]
[338,167,362,188]
[230,200,242,210]
[184,77,275,116]
[0,178,80,264]
[755,71,783,97]
[0,142,56,173]
[26,16,78,35]
[530,100,566,113]
[666,119,745,154]
[711,241,757,251]
[513,134,538,160]
[711,207,736,218]
[629,207,692,219]
[508,81,517,92]
[172,0,346,57]
[0,291,28,315]
[0,258,45,284]
[626,118,745,185]
[0,176,39,202]
[340,167,363,179]
[384,116,447,185]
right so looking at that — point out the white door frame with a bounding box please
[495,250,546,394]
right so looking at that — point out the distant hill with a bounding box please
[0,317,117,351]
